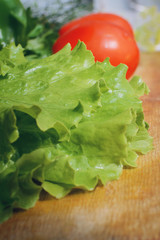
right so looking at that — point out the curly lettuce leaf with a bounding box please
[0,43,27,76]
[0,42,153,223]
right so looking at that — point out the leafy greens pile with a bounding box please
[0,41,152,223]
[0,0,59,59]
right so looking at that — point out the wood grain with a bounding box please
[0,52,160,240]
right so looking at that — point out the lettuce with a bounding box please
[0,42,153,223]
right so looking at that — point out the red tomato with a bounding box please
[59,13,134,38]
[53,21,139,79]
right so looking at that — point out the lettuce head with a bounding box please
[0,41,153,223]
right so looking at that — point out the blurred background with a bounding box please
[20,0,160,51]
[20,0,160,26]
[94,0,160,27]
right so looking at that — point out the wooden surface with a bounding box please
[0,52,160,240]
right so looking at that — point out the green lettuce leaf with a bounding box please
[0,43,27,76]
[0,42,153,223]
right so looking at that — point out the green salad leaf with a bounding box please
[0,41,153,223]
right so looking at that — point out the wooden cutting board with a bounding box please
[0,52,160,240]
